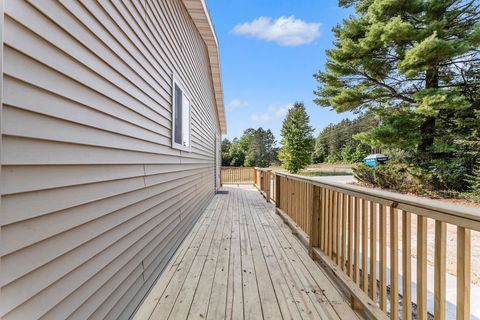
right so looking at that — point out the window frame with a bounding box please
[171,75,192,152]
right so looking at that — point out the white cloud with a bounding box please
[232,16,321,47]
[251,113,272,122]
[251,103,292,122]
[227,99,249,109]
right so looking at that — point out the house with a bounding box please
[0,0,226,319]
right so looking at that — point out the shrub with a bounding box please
[354,163,420,193]
[354,159,473,196]
[353,164,377,185]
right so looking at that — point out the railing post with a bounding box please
[309,185,321,259]
[265,170,271,202]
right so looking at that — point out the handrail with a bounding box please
[254,168,477,320]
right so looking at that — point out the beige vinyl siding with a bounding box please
[0,0,220,319]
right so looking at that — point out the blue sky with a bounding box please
[208,0,354,142]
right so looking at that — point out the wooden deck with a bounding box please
[133,186,361,320]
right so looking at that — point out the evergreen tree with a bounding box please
[469,167,480,195]
[279,102,315,173]
[314,111,377,163]
[314,0,480,164]
[244,128,277,167]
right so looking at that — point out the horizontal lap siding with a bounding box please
[0,0,219,319]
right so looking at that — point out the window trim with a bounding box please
[171,75,192,152]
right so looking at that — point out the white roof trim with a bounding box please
[182,0,227,134]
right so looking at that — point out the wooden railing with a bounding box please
[253,169,479,320]
[220,167,254,185]
[253,168,275,203]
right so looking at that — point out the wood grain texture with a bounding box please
[457,227,471,320]
[369,202,377,302]
[417,215,428,320]
[434,221,446,320]
[135,186,362,320]
[390,208,398,320]
[379,204,387,312]
[402,211,412,320]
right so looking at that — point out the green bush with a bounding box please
[354,164,420,193]
[354,160,472,196]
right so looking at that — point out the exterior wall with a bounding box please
[0,0,220,319]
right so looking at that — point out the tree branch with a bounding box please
[359,71,416,103]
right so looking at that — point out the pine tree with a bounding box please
[279,102,315,173]
[314,0,480,163]
[244,128,276,167]
[469,167,480,195]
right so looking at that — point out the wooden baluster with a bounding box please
[354,197,360,285]
[348,195,354,278]
[307,184,312,234]
[266,172,270,202]
[390,208,399,319]
[275,174,281,208]
[295,181,299,226]
[287,178,291,217]
[281,177,285,210]
[336,192,342,266]
[417,215,428,320]
[434,221,446,320]
[295,181,298,224]
[379,204,387,312]
[303,183,306,229]
[341,193,347,272]
[457,227,471,320]
[370,202,377,302]
[309,185,321,259]
[300,182,302,227]
[402,211,412,320]
[320,188,327,253]
[304,184,307,231]
[362,199,368,293]
[329,190,335,259]
[295,181,299,225]
[333,191,338,262]
[325,189,331,256]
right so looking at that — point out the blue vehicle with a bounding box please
[363,154,389,168]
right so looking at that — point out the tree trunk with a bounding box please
[417,69,439,161]
[417,116,436,161]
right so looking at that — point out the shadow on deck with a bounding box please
[133,186,362,320]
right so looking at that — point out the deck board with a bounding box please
[133,186,361,320]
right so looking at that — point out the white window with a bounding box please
[172,78,191,151]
